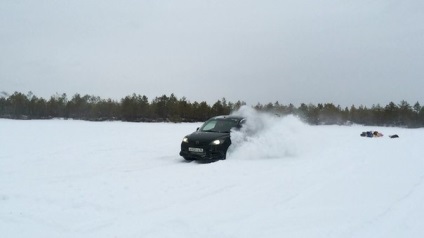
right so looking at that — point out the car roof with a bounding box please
[211,115,245,121]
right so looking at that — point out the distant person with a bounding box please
[360,131,371,137]
[360,131,383,138]
[373,131,383,137]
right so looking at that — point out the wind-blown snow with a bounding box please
[1,112,424,238]
[230,106,308,159]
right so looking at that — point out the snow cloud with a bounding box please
[229,106,309,160]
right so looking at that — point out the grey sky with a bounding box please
[1,0,423,107]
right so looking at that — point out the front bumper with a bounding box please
[180,144,227,161]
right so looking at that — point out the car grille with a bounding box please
[189,140,208,146]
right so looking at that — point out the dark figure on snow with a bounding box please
[360,131,383,138]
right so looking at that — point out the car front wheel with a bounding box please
[183,156,194,161]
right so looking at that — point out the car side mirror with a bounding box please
[196,127,199,131]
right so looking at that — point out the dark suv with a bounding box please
[180,115,245,161]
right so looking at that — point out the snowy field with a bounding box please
[1,109,424,238]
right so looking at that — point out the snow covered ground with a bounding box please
[1,109,424,238]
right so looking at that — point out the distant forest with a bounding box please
[1,91,424,128]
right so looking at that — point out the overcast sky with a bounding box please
[1,0,423,107]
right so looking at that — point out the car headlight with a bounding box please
[211,139,223,145]
[182,137,189,143]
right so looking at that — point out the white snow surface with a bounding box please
[1,108,424,238]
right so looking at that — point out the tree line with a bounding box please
[1,91,424,128]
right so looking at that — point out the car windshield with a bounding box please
[199,119,239,133]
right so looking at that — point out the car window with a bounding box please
[200,120,217,131]
[218,120,238,132]
[200,119,241,132]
